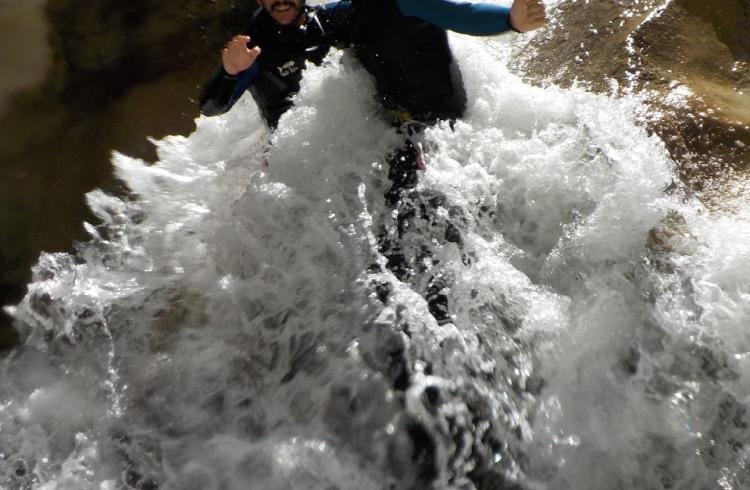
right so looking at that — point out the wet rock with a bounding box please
[367,263,384,273]
[385,140,423,205]
[422,385,443,414]
[444,223,463,246]
[523,373,545,396]
[375,281,392,304]
[517,0,750,189]
[139,477,159,490]
[385,252,411,281]
[29,291,53,318]
[406,422,438,486]
[426,278,452,326]
[389,350,412,391]
[0,0,254,339]
[396,201,418,238]
[14,459,26,477]
[427,192,447,209]
[468,469,524,490]
[461,252,477,266]
[124,469,159,490]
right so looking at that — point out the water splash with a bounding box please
[2,23,749,490]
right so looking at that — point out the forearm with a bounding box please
[199,65,258,116]
[397,0,512,35]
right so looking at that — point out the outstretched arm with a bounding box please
[396,0,546,35]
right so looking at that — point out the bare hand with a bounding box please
[222,35,262,75]
[510,0,547,33]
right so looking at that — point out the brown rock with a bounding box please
[516,0,750,189]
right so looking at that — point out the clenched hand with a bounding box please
[510,0,547,33]
[222,35,262,76]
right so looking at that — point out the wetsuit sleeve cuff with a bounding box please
[221,67,240,79]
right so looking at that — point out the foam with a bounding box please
[3,21,749,490]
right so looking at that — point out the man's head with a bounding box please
[256,0,305,26]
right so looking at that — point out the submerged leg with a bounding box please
[378,125,457,326]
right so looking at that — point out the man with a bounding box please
[201,0,547,324]
[199,0,350,127]
[200,0,545,129]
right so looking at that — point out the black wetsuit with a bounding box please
[199,4,350,127]
[349,0,467,122]
[346,0,514,325]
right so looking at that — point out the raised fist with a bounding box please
[222,35,262,76]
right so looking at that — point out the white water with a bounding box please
[3,22,750,490]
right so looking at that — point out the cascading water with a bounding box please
[2,10,750,490]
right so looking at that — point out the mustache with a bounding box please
[270,1,299,11]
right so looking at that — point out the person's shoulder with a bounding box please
[314,0,355,33]
[247,7,281,39]
[246,6,272,30]
[316,0,353,18]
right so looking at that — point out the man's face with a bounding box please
[257,0,304,25]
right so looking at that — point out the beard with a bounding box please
[271,0,300,11]
[266,0,304,23]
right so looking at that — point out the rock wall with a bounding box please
[0,0,50,115]
[516,0,750,192]
[0,0,251,347]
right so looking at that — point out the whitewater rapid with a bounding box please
[3,18,750,490]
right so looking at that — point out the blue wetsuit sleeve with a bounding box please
[199,64,259,116]
[397,0,513,35]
